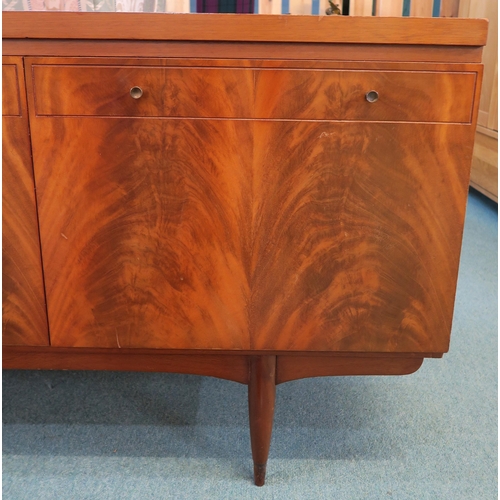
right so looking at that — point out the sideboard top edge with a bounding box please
[2,12,488,47]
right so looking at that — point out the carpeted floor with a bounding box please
[3,189,497,499]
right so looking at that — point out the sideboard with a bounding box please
[2,12,487,485]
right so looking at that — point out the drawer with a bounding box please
[31,64,476,123]
[32,65,255,118]
[3,64,21,116]
[31,64,342,120]
[340,71,476,123]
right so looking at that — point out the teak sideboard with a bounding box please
[2,12,487,485]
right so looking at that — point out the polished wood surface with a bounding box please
[2,346,250,383]
[2,57,49,346]
[2,345,425,384]
[30,117,252,349]
[340,70,476,123]
[2,12,488,46]
[248,356,276,486]
[31,63,475,123]
[2,63,21,116]
[27,82,478,352]
[251,122,475,353]
[4,40,484,64]
[276,355,424,384]
[1,13,487,486]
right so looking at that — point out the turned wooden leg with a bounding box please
[248,355,276,486]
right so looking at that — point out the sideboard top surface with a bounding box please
[2,12,488,47]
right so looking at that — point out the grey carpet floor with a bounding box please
[3,189,497,499]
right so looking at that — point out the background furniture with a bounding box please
[2,13,487,484]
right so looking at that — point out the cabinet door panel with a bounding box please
[31,116,472,353]
[31,118,253,349]
[250,122,474,353]
[3,57,49,346]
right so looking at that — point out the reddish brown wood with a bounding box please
[2,13,488,46]
[28,115,254,350]
[2,56,49,346]
[2,346,250,383]
[248,356,276,486]
[276,355,424,384]
[1,345,442,360]
[0,15,488,485]
[23,56,486,72]
[31,63,476,123]
[2,63,21,116]
[248,122,475,353]
[32,65,256,118]
[3,40,484,64]
[340,70,476,123]
[24,51,480,353]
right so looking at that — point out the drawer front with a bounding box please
[341,71,476,123]
[33,65,254,118]
[31,64,475,123]
[31,65,341,120]
[3,64,21,116]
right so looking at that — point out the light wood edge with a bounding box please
[487,61,498,131]
[2,13,488,46]
[469,181,498,202]
[477,124,498,139]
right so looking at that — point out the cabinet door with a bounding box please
[29,114,474,353]
[30,117,253,349]
[2,57,49,345]
[250,122,475,353]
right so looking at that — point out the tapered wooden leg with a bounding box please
[248,355,276,486]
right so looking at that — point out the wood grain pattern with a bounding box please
[2,64,21,116]
[2,57,49,346]
[276,355,424,383]
[248,356,276,486]
[28,113,476,352]
[31,117,253,349]
[32,65,255,118]
[2,346,250,383]
[249,121,475,352]
[2,12,489,46]
[31,63,475,123]
[32,65,341,120]
[340,70,476,123]
[4,40,485,64]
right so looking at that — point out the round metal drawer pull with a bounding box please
[365,90,379,103]
[130,86,144,99]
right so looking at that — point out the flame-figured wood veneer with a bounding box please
[3,14,487,486]
[28,108,475,352]
[32,62,475,123]
[2,56,49,346]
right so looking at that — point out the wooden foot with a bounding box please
[248,355,276,486]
